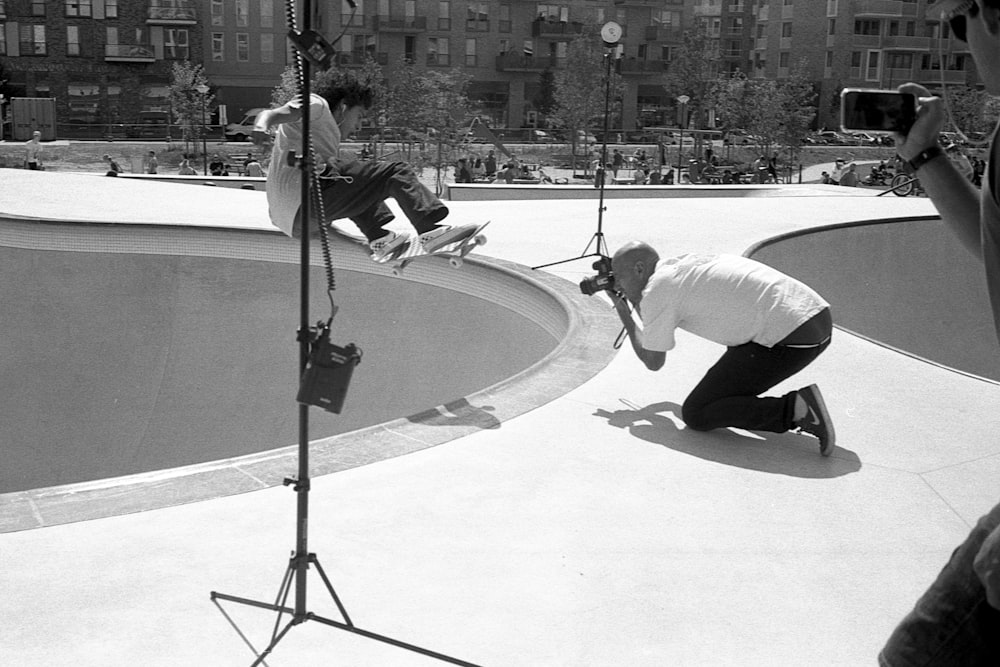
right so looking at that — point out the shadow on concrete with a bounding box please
[595,400,861,479]
[407,398,501,430]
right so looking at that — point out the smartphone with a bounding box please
[840,88,916,134]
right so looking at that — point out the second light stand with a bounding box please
[533,25,620,271]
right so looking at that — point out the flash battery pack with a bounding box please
[297,330,362,414]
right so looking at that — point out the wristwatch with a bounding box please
[906,145,944,173]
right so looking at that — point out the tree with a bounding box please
[532,69,557,124]
[945,86,997,137]
[167,61,214,150]
[662,21,718,130]
[550,29,620,166]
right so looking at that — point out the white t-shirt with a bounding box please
[639,254,829,352]
[266,94,341,236]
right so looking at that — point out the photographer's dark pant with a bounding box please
[293,159,448,241]
[681,338,830,433]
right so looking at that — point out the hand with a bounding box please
[893,83,946,162]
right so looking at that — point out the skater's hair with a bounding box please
[313,70,375,111]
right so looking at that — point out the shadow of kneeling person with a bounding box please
[595,400,861,479]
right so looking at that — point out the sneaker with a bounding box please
[795,384,835,456]
[369,231,411,262]
[418,224,479,253]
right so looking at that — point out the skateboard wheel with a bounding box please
[449,257,463,269]
[475,235,487,246]
[391,266,403,277]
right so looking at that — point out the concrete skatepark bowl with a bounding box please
[0,217,618,529]
[750,216,1000,383]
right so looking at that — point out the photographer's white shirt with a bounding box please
[266,94,341,236]
[639,254,829,353]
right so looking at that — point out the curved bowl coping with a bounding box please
[0,217,621,532]
[745,215,1000,387]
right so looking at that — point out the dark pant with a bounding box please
[879,500,1000,666]
[681,338,829,433]
[293,159,448,241]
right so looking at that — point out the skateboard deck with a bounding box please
[380,221,490,276]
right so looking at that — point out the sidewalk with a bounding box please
[1,171,996,666]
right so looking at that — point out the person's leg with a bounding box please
[322,159,449,238]
[681,341,828,433]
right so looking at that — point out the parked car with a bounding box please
[815,130,849,144]
[530,129,555,142]
[723,129,758,145]
[225,108,265,141]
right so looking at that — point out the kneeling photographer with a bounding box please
[590,241,835,455]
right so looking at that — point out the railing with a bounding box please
[495,54,563,71]
[148,0,197,22]
[105,44,155,60]
[531,19,585,38]
[373,15,427,31]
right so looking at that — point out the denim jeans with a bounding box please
[294,159,449,241]
[681,339,829,433]
[879,501,1000,666]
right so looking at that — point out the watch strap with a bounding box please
[906,145,945,173]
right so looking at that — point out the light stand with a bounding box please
[209,3,480,665]
[196,84,209,176]
[533,23,621,271]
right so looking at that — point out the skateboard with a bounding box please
[380,221,490,276]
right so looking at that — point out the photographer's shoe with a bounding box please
[369,231,411,262]
[794,384,835,456]
[419,224,478,253]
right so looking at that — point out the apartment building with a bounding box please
[1,0,203,127]
[0,0,980,136]
[752,0,975,128]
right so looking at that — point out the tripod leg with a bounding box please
[311,554,354,627]
[212,596,274,667]
[251,618,297,667]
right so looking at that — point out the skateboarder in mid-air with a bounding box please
[252,70,477,260]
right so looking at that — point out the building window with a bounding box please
[211,0,223,26]
[439,0,450,29]
[165,28,189,59]
[825,51,833,67]
[467,2,488,31]
[212,32,224,61]
[779,51,789,67]
[498,38,510,55]
[887,52,912,69]
[105,0,117,19]
[781,22,791,37]
[854,19,880,36]
[261,33,274,63]
[537,4,567,22]
[67,25,80,55]
[343,0,364,26]
[236,0,248,27]
[20,24,46,54]
[0,27,6,55]
[499,4,511,32]
[866,50,880,80]
[828,18,835,35]
[428,37,449,66]
[236,33,249,61]
[465,38,476,66]
[31,1,45,16]
[66,1,92,17]
[261,0,273,28]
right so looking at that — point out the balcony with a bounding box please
[881,35,932,51]
[645,25,684,42]
[852,0,919,18]
[619,58,666,75]
[531,19,584,39]
[333,51,389,67]
[105,44,156,63]
[495,54,563,72]
[373,16,427,32]
[147,0,197,25]
[917,68,968,85]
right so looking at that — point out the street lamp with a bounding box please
[195,83,209,175]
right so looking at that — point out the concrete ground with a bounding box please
[2,171,997,666]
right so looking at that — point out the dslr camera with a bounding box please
[579,256,616,296]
